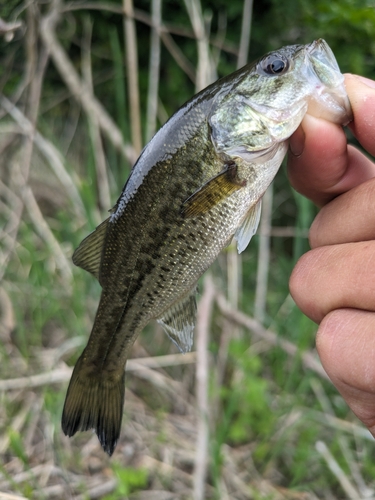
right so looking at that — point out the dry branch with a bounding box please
[39,2,136,165]
[66,1,197,82]
[315,440,361,500]
[184,0,215,91]
[22,185,73,285]
[0,287,14,341]
[0,6,50,282]
[0,18,23,41]
[0,95,85,218]
[64,2,238,56]
[0,492,29,500]
[74,479,117,500]
[123,0,142,155]
[309,410,373,441]
[0,394,35,454]
[146,0,162,141]
[159,30,196,83]
[193,275,215,500]
[216,292,329,380]
[254,184,273,323]
[237,0,253,68]
[0,352,197,391]
[227,243,241,316]
[82,18,111,212]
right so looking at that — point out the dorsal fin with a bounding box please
[72,218,109,281]
[157,287,197,353]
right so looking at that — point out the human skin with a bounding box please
[288,74,375,436]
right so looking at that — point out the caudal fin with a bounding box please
[61,355,125,456]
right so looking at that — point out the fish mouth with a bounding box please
[305,39,353,125]
[307,39,337,61]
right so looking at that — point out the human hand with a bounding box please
[288,74,375,435]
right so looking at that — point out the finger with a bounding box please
[288,75,375,206]
[309,177,375,248]
[317,308,375,436]
[288,115,350,206]
[289,241,375,323]
[345,74,375,157]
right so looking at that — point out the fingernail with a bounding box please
[353,75,375,89]
[289,125,305,157]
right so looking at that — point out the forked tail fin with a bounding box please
[61,355,125,456]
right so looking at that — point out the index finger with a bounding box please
[287,74,375,206]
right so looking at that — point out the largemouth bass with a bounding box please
[62,39,352,455]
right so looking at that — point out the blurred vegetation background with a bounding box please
[0,0,375,499]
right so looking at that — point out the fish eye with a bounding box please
[259,55,290,76]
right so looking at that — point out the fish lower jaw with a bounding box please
[306,92,352,125]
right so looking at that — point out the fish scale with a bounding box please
[62,39,352,455]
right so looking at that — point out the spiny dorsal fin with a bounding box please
[181,162,244,218]
[234,199,262,254]
[72,218,109,281]
[157,287,198,353]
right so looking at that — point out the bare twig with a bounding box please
[0,286,15,341]
[74,479,118,500]
[216,292,329,380]
[131,363,193,413]
[0,178,23,268]
[311,379,374,497]
[227,242,241,340]
[146,0,162,141]
[82,17,111,212]
[22,185,73,285]
[66,1,196,82]
[227,243,240,319]
[0,394,35,454]
[24,3,38,108]
[0,95,85,218]
[39,2,136,165]
[184,0,215,91]
[309,410,374,441]
[254,184,273,324]
[0,4,50,283]
[237,0,253,68]
[123,0,142,155]
[0,492,29,500]
[24,397,44,457]
[64,2,238,56]
[214,247,242,418]
[269,226,309,238]
[209,11,227,69]
[0,18,23,42]
[315,441,361,500]
[0,352,197,391]
[141,455,195,488]
[193,275,215,500]
[159,30,196,83]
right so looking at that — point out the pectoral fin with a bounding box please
[157,288,197,353]
[72,218,109,281]
[234,199,262,253]
[182,162,244,218]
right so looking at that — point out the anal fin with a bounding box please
[157,288,198,353]
[72,218,109,281]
